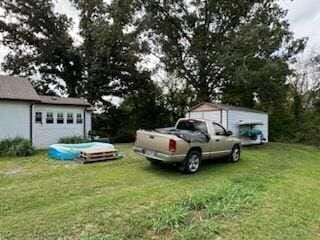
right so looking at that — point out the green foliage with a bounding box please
[143,0,305,105]
[93,81,175,142]
[151,205,189,232]
[0,0,150,100]
[0,138,34,157]
[80,234,123,240]
[58,136,90,144]
[182,183,257,217]
[173,220,217,240]
[0,0,83,96]
[292,111,320,146]
[150,180,263,234]
[73,0,151,103]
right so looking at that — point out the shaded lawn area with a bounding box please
[0,143,320,240]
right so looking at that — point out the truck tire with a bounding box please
[179,150,201,174]
[229,145,241,163]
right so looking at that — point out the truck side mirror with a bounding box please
[226,130,233,136]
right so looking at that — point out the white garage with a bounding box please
[187,102,269,145]
[0,76,92,149]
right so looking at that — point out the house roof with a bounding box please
[39,95,91,107]
[191,102,266,114]
[0,75,91,107]
[0,75,41,102]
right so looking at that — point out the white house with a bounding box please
[0,76,92,149]
[187,102,269,145]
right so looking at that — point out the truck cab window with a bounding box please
[213,123,226,136]
[177,120,208,134]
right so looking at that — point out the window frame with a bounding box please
[57,113,64,124]
[35,112,42,124]
[212,123,227,136]
[46,112,54,124]
[67,113,74,124]
[76,113,83,124]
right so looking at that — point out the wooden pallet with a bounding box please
[79,148,120,163]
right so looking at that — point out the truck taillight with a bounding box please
[169,139,176,153]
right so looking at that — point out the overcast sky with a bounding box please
[1,0,320,67]
[280,0,320,52]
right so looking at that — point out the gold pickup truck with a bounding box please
[134,118,241,173]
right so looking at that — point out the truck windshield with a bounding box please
[176,120,208,133]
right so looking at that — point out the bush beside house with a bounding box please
[0,138,34,157]
[58,136,90,144]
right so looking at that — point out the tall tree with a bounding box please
[73,0,151,103]
[142,0,306,109]
[290,53,320,115]
[0,0,83,96]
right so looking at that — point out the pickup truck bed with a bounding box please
[134,130,187,162]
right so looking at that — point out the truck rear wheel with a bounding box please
[180,150,201,174]
[229,145,241,163]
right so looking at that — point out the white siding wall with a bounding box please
[33,105,90,149]
[187,110,228,127]
[0,101,31,140]
[228,110,268,143]
[188,111,204,119]
[203,111,221,123]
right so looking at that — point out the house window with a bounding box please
[67,113,74,124]
[35,112,42,124]
[46,112,54,124]
[57,113,64,124]
[76,113,83,124]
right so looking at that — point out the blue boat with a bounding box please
[48,142,116,161]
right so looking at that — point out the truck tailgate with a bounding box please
[135,130,177,154]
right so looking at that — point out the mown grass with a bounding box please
[0,143,320,239]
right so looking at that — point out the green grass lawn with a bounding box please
[0,143,320,240]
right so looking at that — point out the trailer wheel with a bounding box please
[179,150,201,174]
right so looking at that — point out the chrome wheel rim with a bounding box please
[188,154,200,172]
[233,148,240,162]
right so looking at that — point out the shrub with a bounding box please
[182,183,257,217]
[110,128,135,143]
[0,138,34,157]
[151,205,189,232]
[58,136,90,144]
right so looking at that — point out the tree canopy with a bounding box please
[142,0,306,109]
[0,0,82,96]
[1,0,319,144]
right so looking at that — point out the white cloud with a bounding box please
[279,0,320,50]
